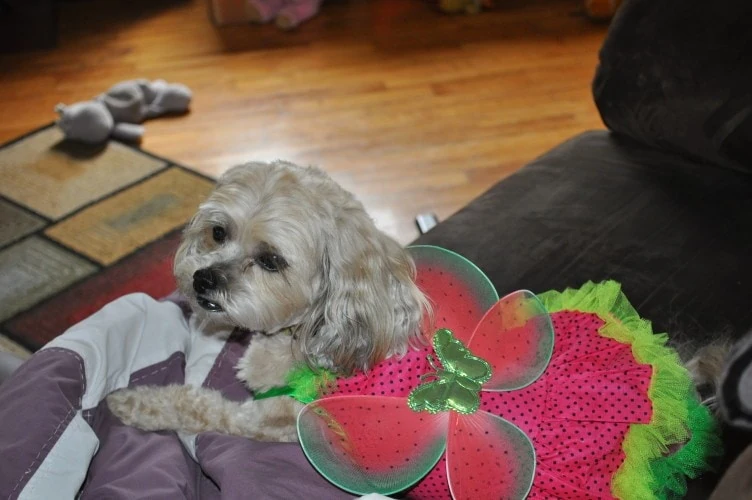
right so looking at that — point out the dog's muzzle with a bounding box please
[193,268,224,312]
[196,296,223,312]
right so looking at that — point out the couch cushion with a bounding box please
[414,131,752,355]
[593,0,752,172]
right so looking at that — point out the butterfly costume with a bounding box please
[288,246,721,499]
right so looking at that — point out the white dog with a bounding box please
[108,161,430,441]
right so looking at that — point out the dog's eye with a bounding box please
[212,226,227,243]
[255,253,287,272]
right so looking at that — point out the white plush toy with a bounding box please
[55,79,192,144]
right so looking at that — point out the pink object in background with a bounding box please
[209,0,323,29]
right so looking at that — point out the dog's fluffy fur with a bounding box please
[108,161,430,441]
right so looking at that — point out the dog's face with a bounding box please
[175,162,327,334]
[175,161,428,373]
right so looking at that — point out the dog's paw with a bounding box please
[277,426,299,442]
[106,389,144,427]
[237,334,298,393]
[107,385,241,435]
[107,386,182,431]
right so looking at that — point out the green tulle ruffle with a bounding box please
[539,280,722,500]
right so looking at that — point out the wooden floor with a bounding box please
[0,0,608,244]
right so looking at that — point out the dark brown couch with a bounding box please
[415,0,752,496]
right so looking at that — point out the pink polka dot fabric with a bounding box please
[323,311,652,499]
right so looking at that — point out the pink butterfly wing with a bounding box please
[297,395,449,496]
[410,245,499,344]
[447,411,536,500]
[468,290,554,391]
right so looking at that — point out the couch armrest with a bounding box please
[593,0,752,172]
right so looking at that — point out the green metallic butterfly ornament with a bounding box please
[408,329,492,415]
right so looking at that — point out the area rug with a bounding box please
[0,124,215,355]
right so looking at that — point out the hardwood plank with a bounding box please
[0,0,607,244]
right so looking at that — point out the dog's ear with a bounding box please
[297,209,428,375]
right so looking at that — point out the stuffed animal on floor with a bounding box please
[55,79,192,144]
[278,246,721,499]
[54,101,144,144]
[246,0,322,29]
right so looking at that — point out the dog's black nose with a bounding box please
[193,268,220,294]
